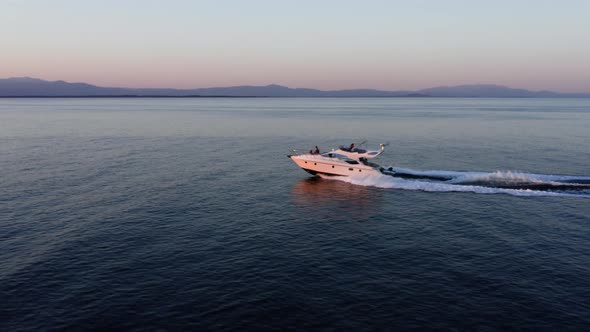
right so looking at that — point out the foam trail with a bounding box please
[449,170,546,184]
[321,172,590,198]
[389,167,590,183]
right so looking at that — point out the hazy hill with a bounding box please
[0,77,132,96]
[417,84,572,98]
[1,77,588,97]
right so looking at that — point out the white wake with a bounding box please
[321,168,590,198]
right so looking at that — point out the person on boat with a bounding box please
[314,146,320,154]
[349,143,355,152]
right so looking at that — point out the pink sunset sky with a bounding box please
[2,0,589,92]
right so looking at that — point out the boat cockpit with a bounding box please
[321,152,360,164]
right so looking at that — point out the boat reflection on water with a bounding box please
[291,177,382,220]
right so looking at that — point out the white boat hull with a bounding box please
[289,154,381,177]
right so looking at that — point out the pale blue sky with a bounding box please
[2,0,589,91]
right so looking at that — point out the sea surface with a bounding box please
[1,98,589,331]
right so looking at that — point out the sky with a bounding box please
[1,0,589,92]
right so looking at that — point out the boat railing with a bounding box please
[289,143,386,157]
[288,148,330,157]
[288,148,318,156]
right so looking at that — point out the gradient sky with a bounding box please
[2,0,589,92]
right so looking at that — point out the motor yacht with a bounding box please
[288,144,387,177]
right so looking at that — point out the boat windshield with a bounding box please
[321,153,348,159]
[339,147,367,153]
[321,153,360,163]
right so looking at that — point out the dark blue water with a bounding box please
[1,98,589,331]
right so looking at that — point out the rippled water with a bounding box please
[1,98,589,330]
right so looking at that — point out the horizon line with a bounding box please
[5,76,590,94]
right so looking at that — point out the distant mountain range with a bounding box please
[1,77,589,98]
